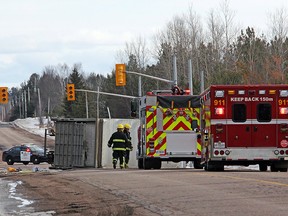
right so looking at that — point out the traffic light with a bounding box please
[66,84,75,101]
[115,64,126,86]
[0,87,8,104]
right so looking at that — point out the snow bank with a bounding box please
[13,117,54,139]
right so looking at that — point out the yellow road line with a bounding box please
[195,172,288,187]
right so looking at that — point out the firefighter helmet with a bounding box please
[124,123,131,129]
[117,124,124,129]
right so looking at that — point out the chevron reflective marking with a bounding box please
[146,105,201,157]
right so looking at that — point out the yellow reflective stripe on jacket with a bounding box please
[113,139,126,142]
[112,147,126,151]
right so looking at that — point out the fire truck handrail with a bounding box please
[151,90,172,95]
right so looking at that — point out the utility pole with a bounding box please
[85,91,89,118]
[48,97,50,115]
[188,59,193,95]
[173,55,178,86]
[24,90,27,118]
[38,88,43,126]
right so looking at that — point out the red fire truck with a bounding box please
[134,86,202,169]
[200,85,288,172]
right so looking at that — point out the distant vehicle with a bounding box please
[2,144,47,165]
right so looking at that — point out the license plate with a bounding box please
[156,150,165,155]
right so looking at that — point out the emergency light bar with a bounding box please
[215,91,224,97]
[280,90,288,97]
[259,90,265,95]
[238,90,245,95]
[228,90,235,95]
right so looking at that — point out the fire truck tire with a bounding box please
[270,164,278,172]
[279,168,288,172]
[204,163,224,171]
[193,160,203,169]
[259,164,267,171]
[152,159,162,169]
[138,159,144,169]
[143,159,152,170]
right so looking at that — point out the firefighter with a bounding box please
[108,124,128,169]
[124,123,133,168]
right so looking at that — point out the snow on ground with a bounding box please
[13,117,54,139]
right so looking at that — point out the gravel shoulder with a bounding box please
[1,170,153,216]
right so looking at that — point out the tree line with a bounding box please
[7,2,288,120]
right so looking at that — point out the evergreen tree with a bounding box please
[63,64,86,118]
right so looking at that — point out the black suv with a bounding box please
[2,144,47,165]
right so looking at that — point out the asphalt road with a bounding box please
[1,123,288,216]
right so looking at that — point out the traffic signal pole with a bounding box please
[75,89,138,99]
[125,70,175,85]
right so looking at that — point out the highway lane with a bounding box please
[0,123,54,215]
[59,168,288,216]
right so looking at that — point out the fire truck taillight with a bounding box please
[215,107,224,115]
[279,107,288,115]
[149,138,155,153]
[214,150,227,156]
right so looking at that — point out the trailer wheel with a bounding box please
[259,164,267,171]
[138,158,143,169]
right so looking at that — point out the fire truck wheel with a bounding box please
[204,163,224,171]
[279,168,288,172]
[153,159,162,169]
[138,159,144,169]
[259,164,267,171]
[144,159,152,170]
[270,164,278,172]
[193,160,203,169]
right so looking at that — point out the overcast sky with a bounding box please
[0,0,287,89]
